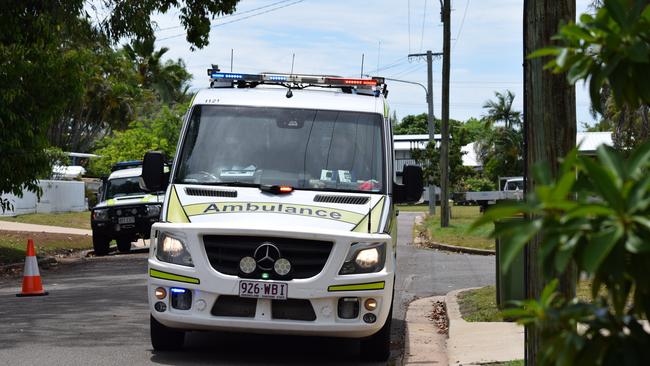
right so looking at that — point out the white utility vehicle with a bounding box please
[464,176,524,211]
[91,162,164,255]
[140,69,423,361]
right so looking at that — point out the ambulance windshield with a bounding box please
[175,105,385,193]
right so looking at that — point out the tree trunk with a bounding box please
[523,1,577,365]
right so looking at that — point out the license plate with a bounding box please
[118,216,135,224]
[239,280,288,300]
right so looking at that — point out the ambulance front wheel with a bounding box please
[150,315,185,351]
[92,234,110,256]
[360,304,392,362]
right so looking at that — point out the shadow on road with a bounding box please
[148,320,405,366]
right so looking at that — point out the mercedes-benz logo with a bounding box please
[253,242,281,271]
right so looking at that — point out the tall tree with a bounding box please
[124,37,192,104]
[0,1,239,211]
[524,0,577,364]
[482,90,522,129]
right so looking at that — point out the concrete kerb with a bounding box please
[404,296,448,365]
[446,288,524,365]
[413,215,495,256]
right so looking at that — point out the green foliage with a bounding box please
[124,37,192,104]
[90,103,188,176]
[478,127,524,184]
[474,90,524,184]
[455,176,495,192]
[410,118,474,189]
[482,90,522,129]
[0,1,238,210]
[531,0,650,113]
[393,113,429,135]
[473,142,650,365]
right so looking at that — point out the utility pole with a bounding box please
[523,0,576,364]
[440,0,451,227]
[408,51,442,216]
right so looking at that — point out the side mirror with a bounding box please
[394,165,423,204]
[141,151,168,192]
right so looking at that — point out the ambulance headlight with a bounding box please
[339,242,385,275]
[156,233,193,267]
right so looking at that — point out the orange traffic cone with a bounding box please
[16,239,48,297]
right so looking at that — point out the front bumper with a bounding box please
[147,223,394,338]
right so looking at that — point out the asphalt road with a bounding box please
[0,212,494,365]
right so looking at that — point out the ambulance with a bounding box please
[140,69,423,361]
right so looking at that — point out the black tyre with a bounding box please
[360,304,393,362]
[92,234,110,256]
[150,315,185,351]
[117,238,132,253]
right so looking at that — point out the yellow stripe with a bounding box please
[166,185,189,223]
[352,196,386,233]
[328,281,385,292]
[149,269,200,284]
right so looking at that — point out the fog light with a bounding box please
[364,298,377,311]
[363,313,377,323]
[274,258,291,276]
[154,301,167,312]
[154,287,166,299]
[239,256,256,274]
[338,297,359,319]
[170,288,192,310]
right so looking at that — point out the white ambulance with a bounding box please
[141,69,423,361]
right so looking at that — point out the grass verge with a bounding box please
[458,282,593,322]
[420,206,494,250]
[481,361,524,366]
[395,204,430,212]
[0,230,92,265]
[0,211,91,230]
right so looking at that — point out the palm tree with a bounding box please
[482,90,521,129]
[123,37,191,104]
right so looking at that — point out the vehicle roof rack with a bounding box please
[206,67,388,98]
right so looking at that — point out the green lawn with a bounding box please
[459,282,593,322]
[0,211,91,230]
[0,230,92,265]
[482,361,524,366]
[421,205,494,250]
[395,204,430,212]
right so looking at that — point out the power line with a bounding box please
[419,0,428,51]
[158,0,305,42]
[156,0,296,32]
[453,0,470,50]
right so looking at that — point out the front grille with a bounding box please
[185,187,237,198]
[203,235,333,279]
[314,194,369,205]
[211,295,256,317]
[272,299,316,321]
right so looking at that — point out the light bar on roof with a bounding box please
[207,69,386,95]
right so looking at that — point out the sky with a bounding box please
[151,0,596,127]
